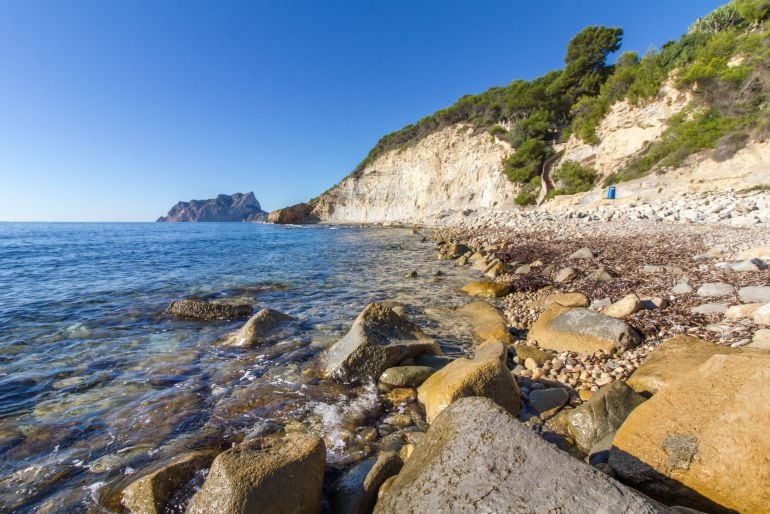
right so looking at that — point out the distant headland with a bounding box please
[157,192,267,222]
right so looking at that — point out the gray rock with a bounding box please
[222,308,294,347]
[167,298,252,321]
[590,297,612,310]
[186,433,325,514]
[379,366,435,388]
[570,247,596,260]
[528,388,569,419]
[727,258,767,272]
[374,397,672,514]
[566,381,646,452]
[691,304,729,314]
[553,267,576,283]
[543,307,642,353]
[515,264,531,274]
[588,268,613,282]
[738,286,770,304]
[330,451,403,514]
[671,282,693,295]
[325,303,440,383]
[695,282,734,298]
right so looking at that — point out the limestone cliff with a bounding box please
[310,125,517,223]
[157,192,267,222]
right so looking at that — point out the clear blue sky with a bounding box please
[0,0,724,221]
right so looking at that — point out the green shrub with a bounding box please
[733,0,770,22]
[689,4,745,33]
[514,188,537,206]
[553,161,599,194]
[503,138,550,183]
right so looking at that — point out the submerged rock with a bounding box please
[610,353,770,513]
[121,450,217,514]
[379,366,434,389]
[528,304,641,354]
[186,434,325,514]
[221,308,294,347]
[374,397,671,513]
[417,340,519,423]
[325,303,440,383]
[166,298,252,321]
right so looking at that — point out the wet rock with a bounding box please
[417,340,519,423]
[442,242,470,259]
[565,381,645,452]
[455,300,513,344]
[186,433,325,514]
[570,247,596,260]
[602,294,643,318]
[374,397,671,514]
[754,303,770,324]
[695,282,734,298]
[738,285,770,304]
[484,261,506,278]
[543,291,590,308]
[528,304,641,354]
[221,309,294,347]
[610,353,770,514]
[527,388,569,419]
[379,366,435,389]
[690,303,728,314]
[626,335,741,395]
[553,267,576,283]
[330,451,403,514]
[121,450,217,514]
[167,298,252,321]
[325,303,440,383]
[461,280,512,298]
[413,353,453,370]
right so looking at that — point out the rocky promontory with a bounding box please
[157,192,267,222]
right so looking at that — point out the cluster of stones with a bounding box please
[421,187,770,229]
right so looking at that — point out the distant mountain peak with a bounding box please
[157,192,267,222]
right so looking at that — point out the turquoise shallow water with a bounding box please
[0,222,475,512]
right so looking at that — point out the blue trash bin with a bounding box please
[607,186,616,200]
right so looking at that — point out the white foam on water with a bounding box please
[310,382,379,458]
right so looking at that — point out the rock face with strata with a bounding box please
[325,303,440,383]
[311,124,517,223]
[267,202,319,224]
[375,397,671,514]
[528,304,641,354]
[157,192,267,222]
[186,433,325,514]
[417,340,519,423]
[610,353,770,513]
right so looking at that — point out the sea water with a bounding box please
[0,222,476,512]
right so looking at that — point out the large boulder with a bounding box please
[330,451,403,514]
[374,397,671,514]
[460,280,512,298]
[167,298,252,321]
[221,308,294,347]
[626,335,739,396]
[417,341,519,423]
[527,304,641,354]
[455,300,513,344]
[610,353,770,513]
[121,451,217,514]
[267,202,319,224]
[325,303,440,383]
[186,433,325,514]
[565,381,646,452]
[738,285,770,304]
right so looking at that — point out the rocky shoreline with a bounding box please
[110,210,768,514]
